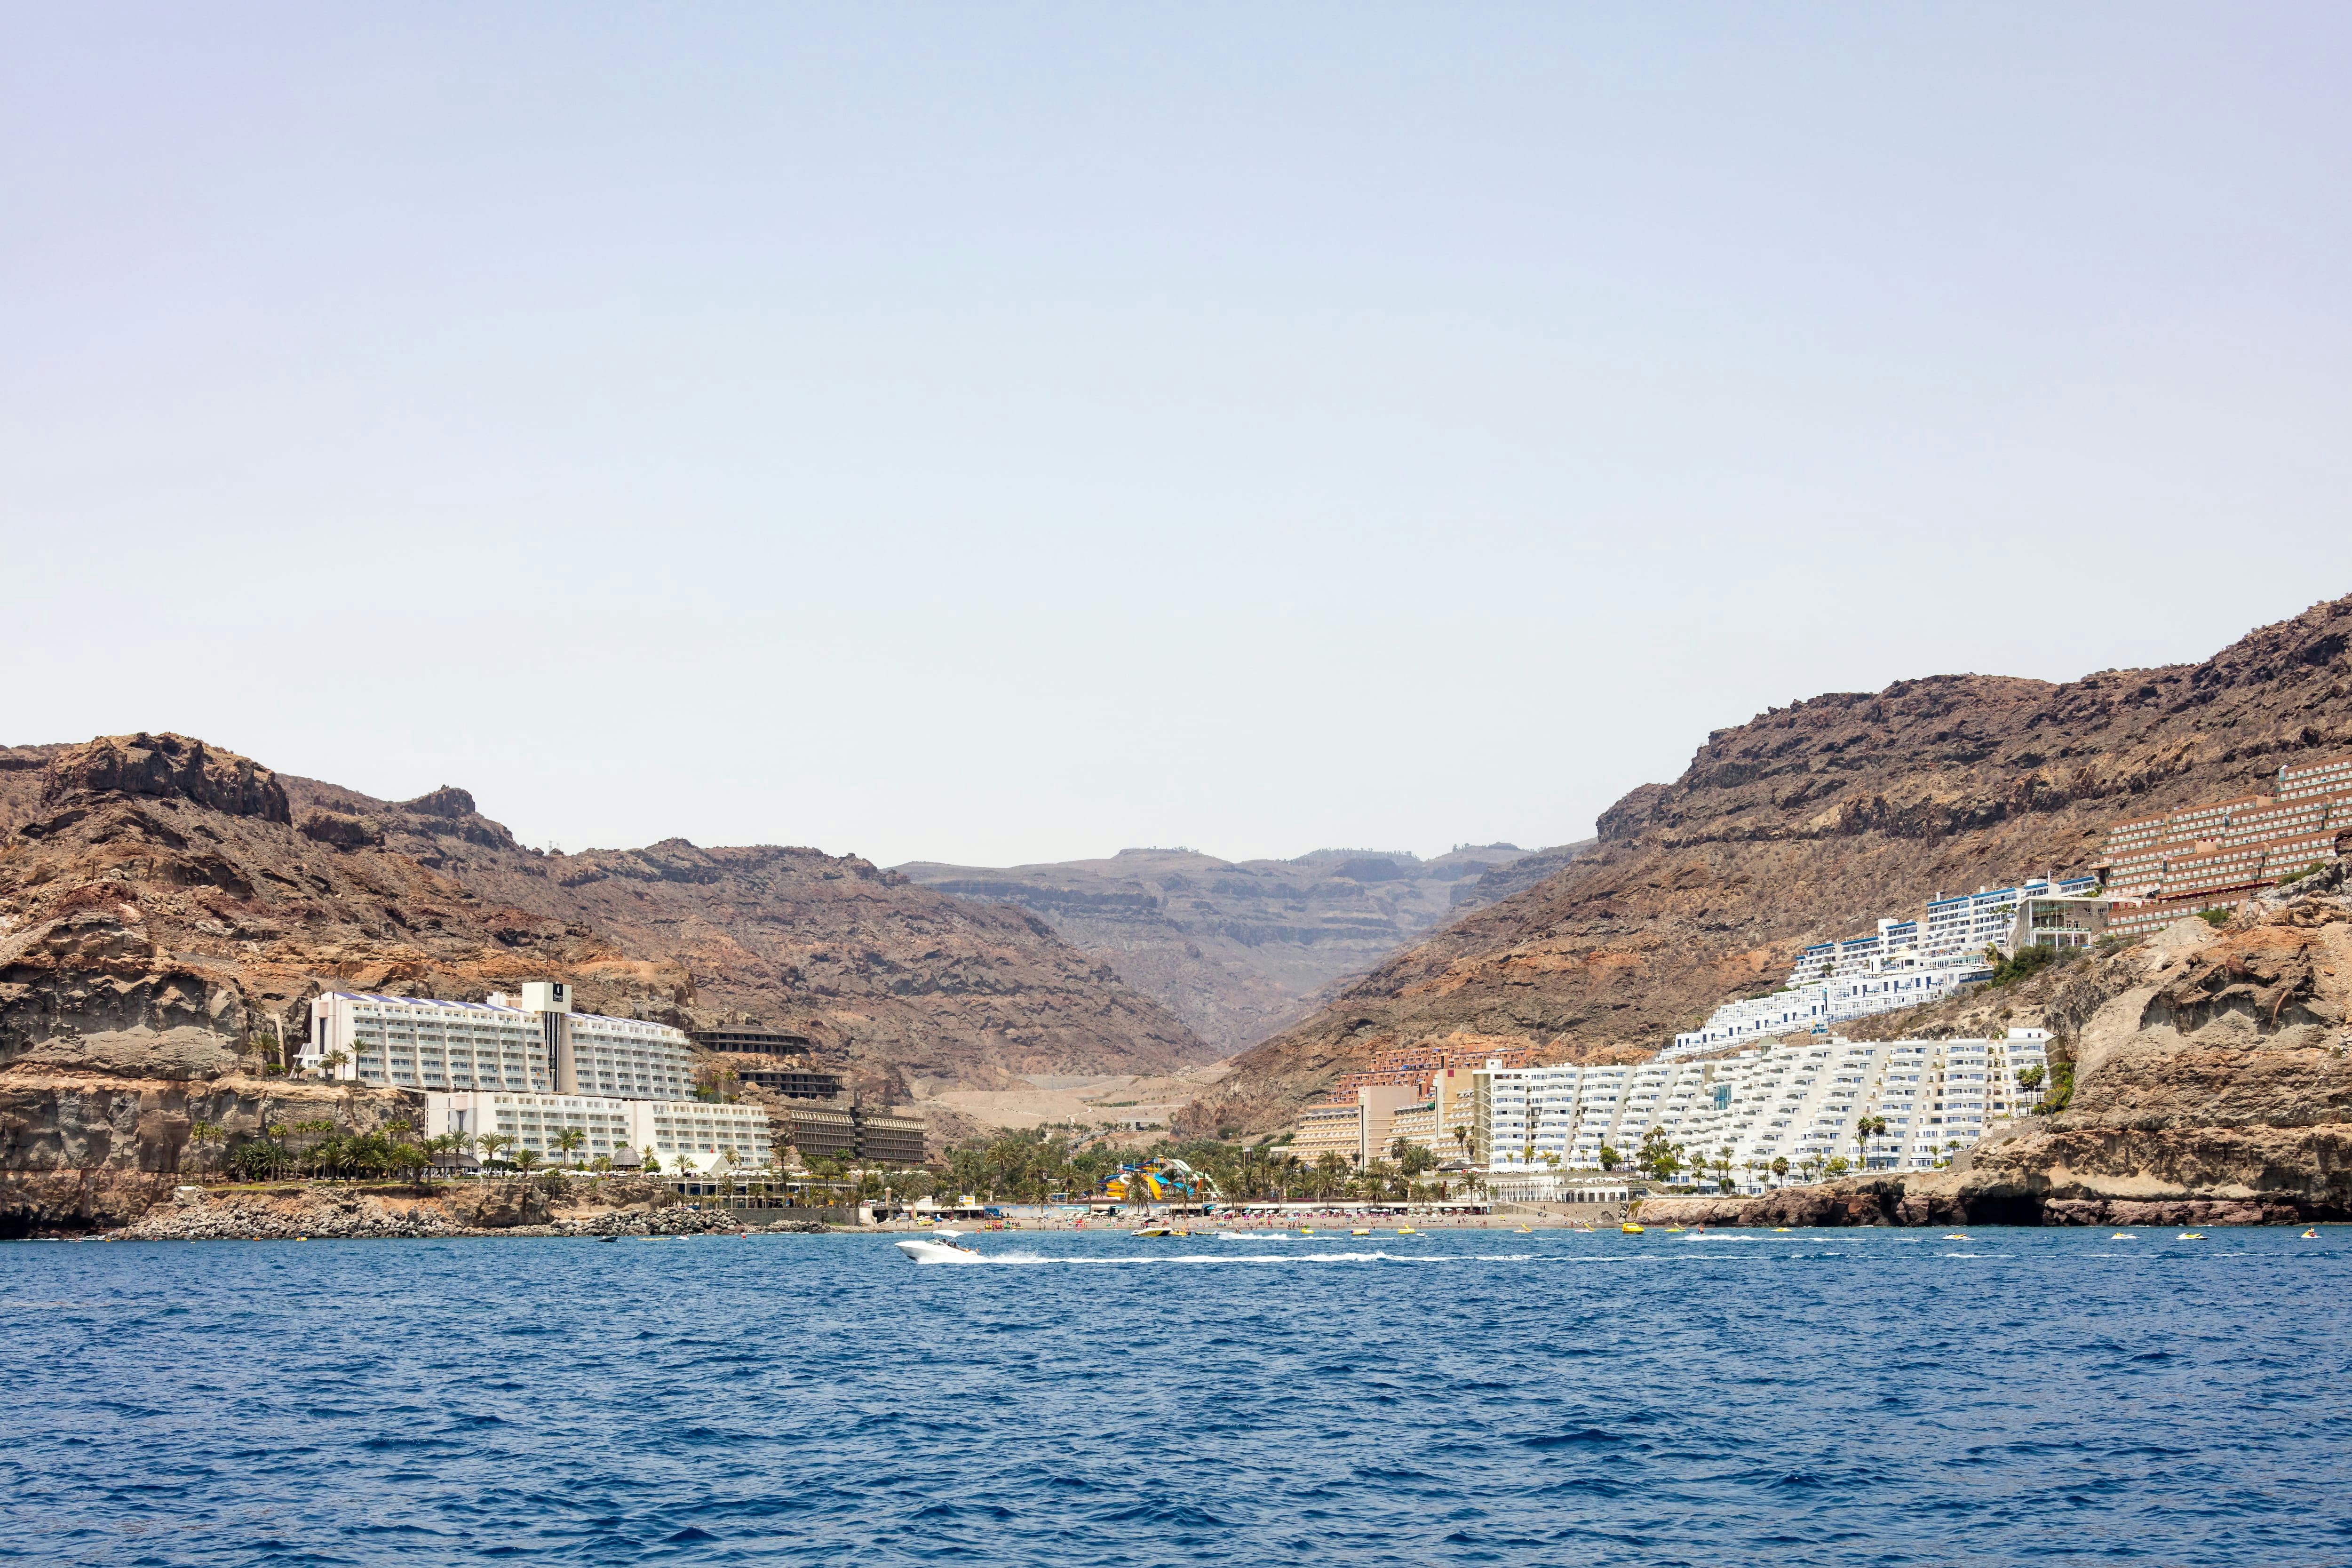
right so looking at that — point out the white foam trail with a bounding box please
[956,1249,1532,1268]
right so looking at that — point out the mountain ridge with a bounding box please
[1181,593,2352,1136]
[0,734,1208,1103]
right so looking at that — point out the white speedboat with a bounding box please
[895,1229,986,1265]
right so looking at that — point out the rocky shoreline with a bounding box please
[92,1183,837,1242]
[1636,1182,2324,1230]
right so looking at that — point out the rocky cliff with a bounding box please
[1187,593,2352,1134]
[896,843,1561,1055]
[0,732,1208,1228]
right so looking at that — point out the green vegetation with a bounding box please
[1635,1127,1685,1183]
[1852,1114,1888,1171]
[933,1127,1475,1206]
[2197,906,2234,927]
[2031,1059,2076,1116]
[2274,861,2327,887]
[222,1117,434,1185]
[1985,942,2076,988]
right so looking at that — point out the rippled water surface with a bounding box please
[3,1226,2349,1566]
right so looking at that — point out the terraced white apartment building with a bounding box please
[1667,876,2097,1060]
[1476,1031,2049,1191]
[302,981,692,1099]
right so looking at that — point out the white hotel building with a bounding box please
[302,981,693,1098]
[1475,1031,2049,1190]
[423,1092,772,1175]
[302,980,770,1174]
[1666,876,2097,1060]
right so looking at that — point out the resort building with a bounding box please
[303,982,693,1099]
[1666,876,2092,1061]
[424,1091,774,1174]
[1384,1065,1482,1163]
[775,1101,856,1163]
[1286,1083,1423,1169]
[1474,1031,2049,1189]
[852,1105,931,1167]
[2095,757,2352,939]
[1290,1100,1371,1166]
[1290,1043,1515,1167]
[1332,1041,1536,1099]
[687,1024,924,1163]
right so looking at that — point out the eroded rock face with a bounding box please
[40,732,289,823]
[0,1072,424,1234]
[297,809,382,850]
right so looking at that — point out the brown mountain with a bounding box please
[1184,593,2352,1136]
[0,732,1207,1096]
[895,842,1563,1055]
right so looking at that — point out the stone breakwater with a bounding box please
[115,1185,833,1242]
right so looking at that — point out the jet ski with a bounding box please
[896,1229,986,1264]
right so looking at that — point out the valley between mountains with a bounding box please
[4,591,2351,1230]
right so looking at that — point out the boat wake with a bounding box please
[930,1250,1543,1268]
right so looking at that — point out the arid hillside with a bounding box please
[896,842,1565,1054]
[0,733,1206,1096]
[1186,593,2352,1135]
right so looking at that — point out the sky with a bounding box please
[6,5,2351,869]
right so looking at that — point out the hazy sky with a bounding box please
[7,5,2350,868]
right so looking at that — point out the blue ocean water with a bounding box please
[2,1226,2348,1567]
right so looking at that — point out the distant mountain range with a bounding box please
[1182,593,2352,1137]
[897,843,1588,1055]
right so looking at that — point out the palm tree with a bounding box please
[1771,1156,1790,1188]
[187,1120,228,1178]
[554,1128,586,1168]
[477,1133,513,1173]
[1853,1115,1888,1173]
[513,1146,543,1177]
